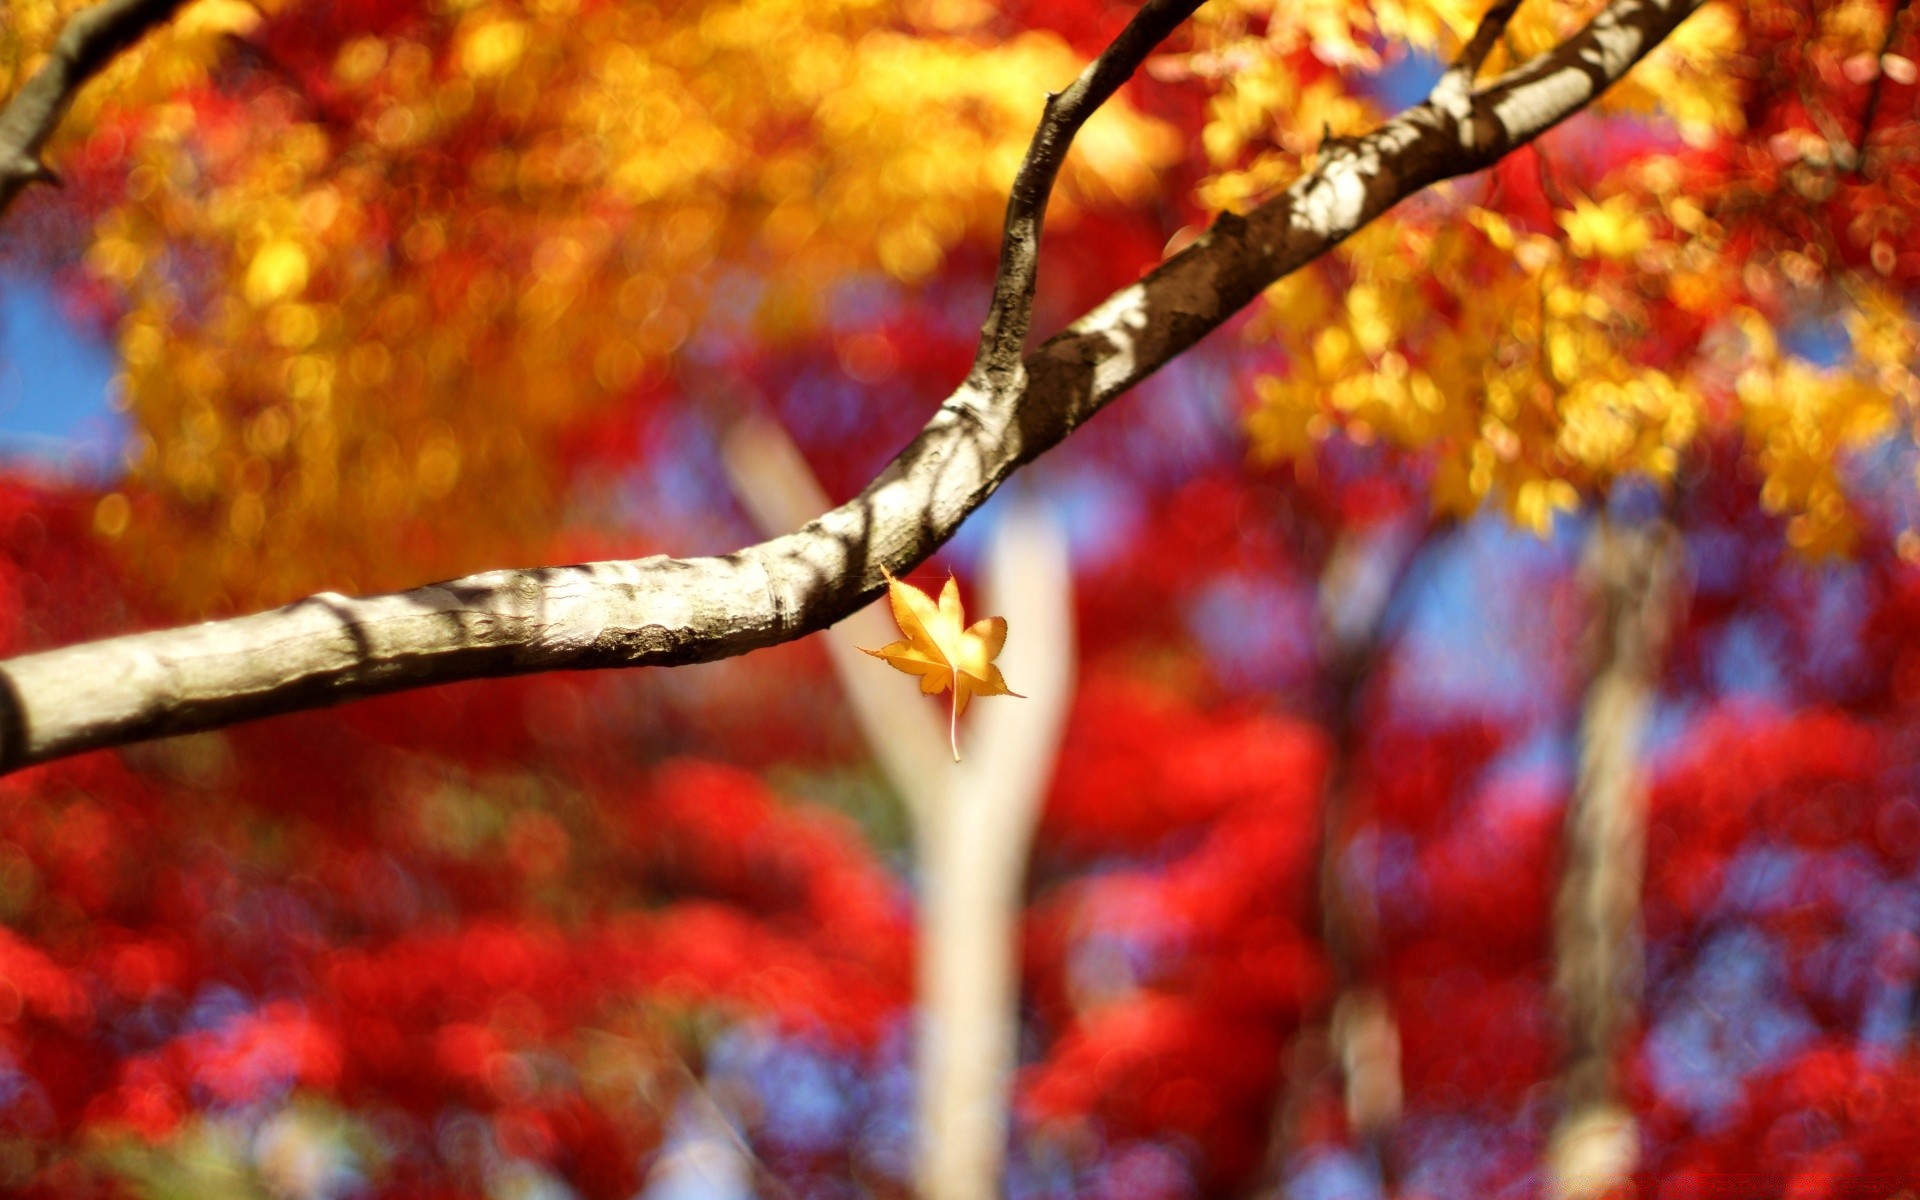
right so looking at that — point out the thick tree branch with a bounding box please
[0,0,1709,773]
[0,0,186,215]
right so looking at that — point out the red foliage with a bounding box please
[1040,675,1327,858]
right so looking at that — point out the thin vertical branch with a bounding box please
[1255,520,1434,1197]
[1452,0,1528,83]
[970,0,1203,393]
[1428,0,1529,128]
[1548,517,1683,1200]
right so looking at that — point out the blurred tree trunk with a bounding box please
[724,418,1074,1200]
[1260,524,1426,1197]
[911,511,1072,1200]
[1547,517,1682,1200]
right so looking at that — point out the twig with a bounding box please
[0,0,187,216]
[1453,0,1527,82]
[970,0,1204,394]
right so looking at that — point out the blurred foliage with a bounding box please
[6,0,1920,1198]
[1188,0,1920,553]
[20,0,1174,611]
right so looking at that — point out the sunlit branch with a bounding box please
[0,0,186,216]
[1449,0,1528,86]
[971,0,1204,393]
[0,0,1711,773]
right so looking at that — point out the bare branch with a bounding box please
[0,0,1711,774]
[971,0,1204,394]
[1451,0,1528,83]
[0,0,187,216]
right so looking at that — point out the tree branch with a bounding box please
[1427,0,1540,145]
[971,0,1203,393]
[0,0,186,216]
[0,0,1710,773]
[1448,0,1528,85]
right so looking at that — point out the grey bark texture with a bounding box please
[0,0,1710,773]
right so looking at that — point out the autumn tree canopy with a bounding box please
[2,0,1920,1197]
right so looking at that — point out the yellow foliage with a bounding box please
[1729,299,1914,556]
[1558,196,1651,261]
[1197,0,1910,552]
[861,572,1021,762]
[1247,172,1920,554]
[457,18,528,78]
[1248,206,1699,534]
[244,242,311,307]
[56,0,1177,613]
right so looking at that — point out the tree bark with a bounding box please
[1547,517,1682,1200]
[0,0,1712,773]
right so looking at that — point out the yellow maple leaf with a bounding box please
[861,570,1022,761]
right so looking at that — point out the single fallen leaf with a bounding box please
[861,570,1023,761]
